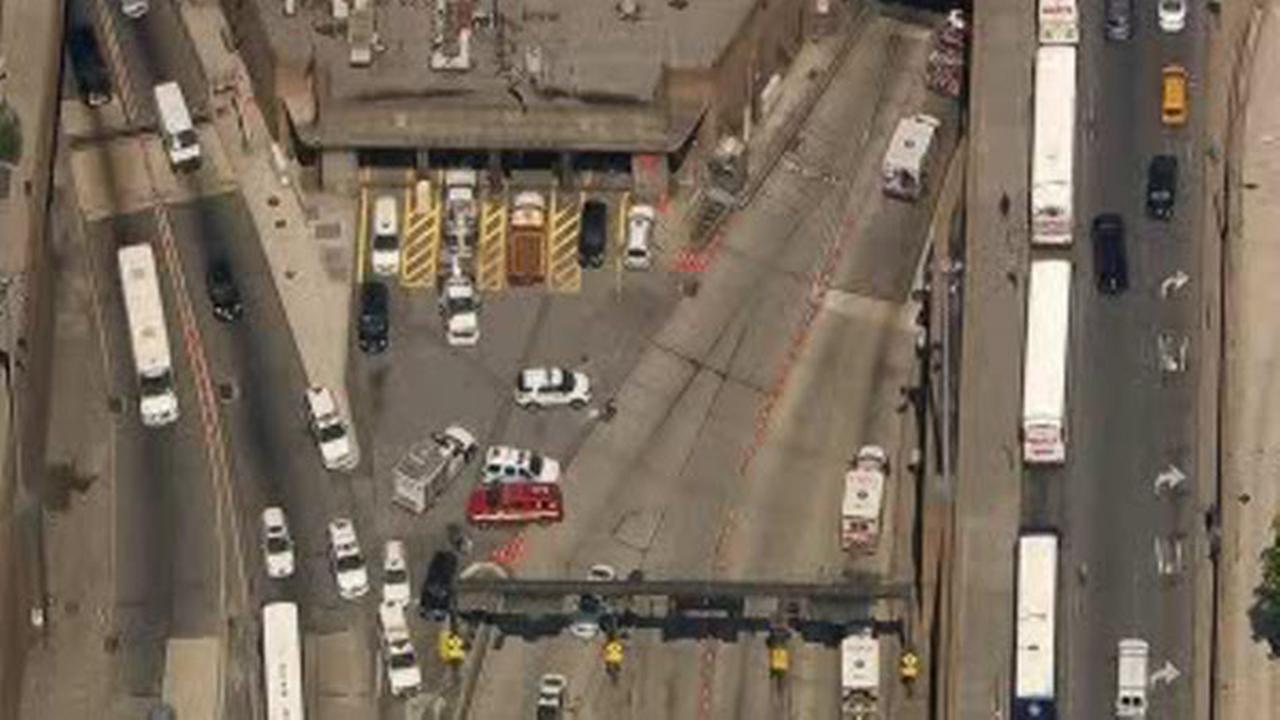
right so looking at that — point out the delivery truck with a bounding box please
[508,191,547,285]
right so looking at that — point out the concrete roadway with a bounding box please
[51,0,363,715]
[464,16,947,720]
[1059,2,1207,718]
[98,0,209,125]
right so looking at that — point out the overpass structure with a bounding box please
[452,576,913,644]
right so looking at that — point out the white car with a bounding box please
[328,518,369,600]
[624,204,655,270]
[536,673,567,717]
[1158,0,1186,33]
[383,540,411,605]
[569,564,617,640]
[514,367,591,410]
[260,506,295,579]
[306,386,357,471]
[371,195,401,276]
[378,600,423,697]
[481,445,561,485]
[438,268,480,347]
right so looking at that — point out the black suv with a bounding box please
[1146,155,1178,221]
[420,550,459,621]
[206,258,243,322]
[1091,213,1129,295]
[68,26,112,108]
[357,281,389,353]
[578,200,608,268]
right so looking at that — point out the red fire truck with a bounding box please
[467,481,564,526]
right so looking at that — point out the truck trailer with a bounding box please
[117,244,180,427]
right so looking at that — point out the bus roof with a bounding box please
[1031,47,1076,192]
[262,602,305,720]
[1022,260,1071,420]
[1015,533,1058,699]
[117,244,173,375]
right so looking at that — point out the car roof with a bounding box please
[385,540,406,562]
[262,506,287,526]
[307,386,338,414]
[328,517,356,540]
[520,367,564,385]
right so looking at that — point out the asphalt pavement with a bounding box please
[1061,3,1208,719]
[464,14,950,719]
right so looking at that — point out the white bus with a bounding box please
[117,244,179,427]
[1031,47,1076,247]
[1013,532,1058,720]
[153,82,201,171]
[262,602,305,720]
[1021,259,1071,464]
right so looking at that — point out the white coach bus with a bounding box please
[262,602,305,720]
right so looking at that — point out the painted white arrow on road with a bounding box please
[1154,465,1187,495]
[1160,270,1190,298]
[1149,660,1181,687]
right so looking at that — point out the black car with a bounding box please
[420,550,459,621]
[206,258,243,322]
[67,26,112,108]
[578,200,609,268]
[1104,0,1133,41]
[357,281,389,353]
[1146,155,1178,221]
[1091,213,1129,294]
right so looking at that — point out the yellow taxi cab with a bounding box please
[1161,64,1188,126]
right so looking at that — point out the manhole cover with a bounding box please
[103,634,119,653]
[274,219,287,229]
[267,195,280,207]
[217,382,237,402]
[107,396,123,414]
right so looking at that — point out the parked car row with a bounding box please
[258,503,429,698]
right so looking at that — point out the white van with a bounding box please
[121,0,149,18]
[1115,638,1149,718]
[371,195,400,276]
[153,82,201,171]
[624,204,655,270]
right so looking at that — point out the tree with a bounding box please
[0,101,22,165]
[1250,517,1280,653]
